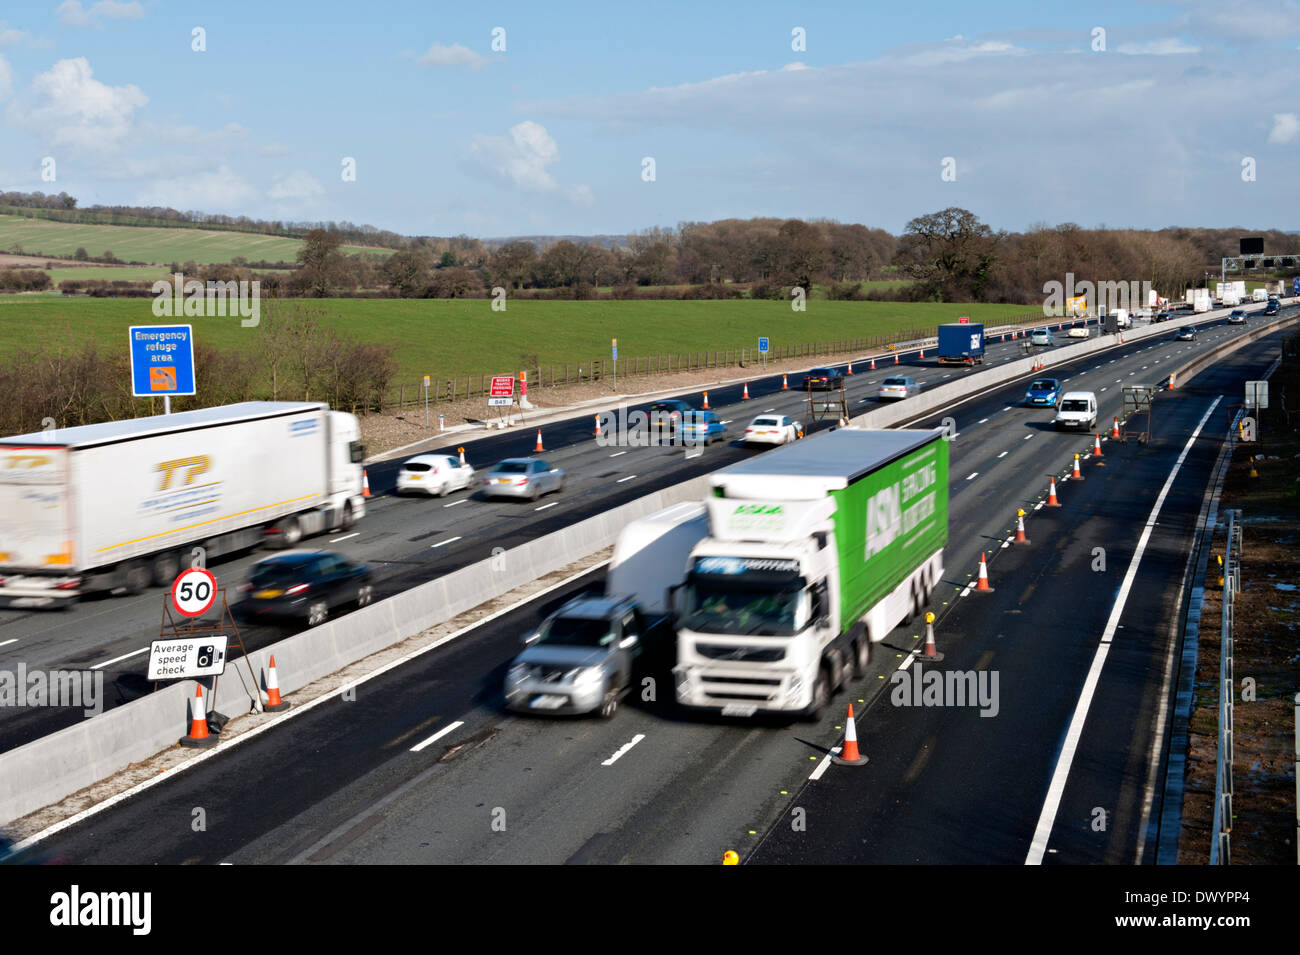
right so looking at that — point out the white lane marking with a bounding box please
[430,536,462,549]
[410,720,465,753]
[721,420,732,425]
[997,451,1008,458]
[1033,501,1044,511]
[1025,397,1221,865]
[443,499,467,508]
[960,584,973,597]
[329,532,360,543]
[809,745,843,780]
[90,646,149,670]
[978,418,989,424]
[534,502,558,511]
[0,638,17,648]
[1002,406,1012,411]
[617,475,637,484]
[966,472,979,481]
[602,733,646,766]
[11,559,608,854]
[1023,434,1033,440]
[763,407,776,413]
[1100,387,1107,392]
[609,451,627,458]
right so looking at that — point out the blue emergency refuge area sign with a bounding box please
[758,337,769,352]
[129,325,195,397]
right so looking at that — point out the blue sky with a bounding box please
[2,0,1298,238]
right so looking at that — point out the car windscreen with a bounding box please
[251,561,317,585]
[496,461,528,473]
[882,378,905,386]
[402,462,432,472]
[1030,380,1054,390]
[751,417,780,427]
[1060,400,1089,412]
[538,616,615,648]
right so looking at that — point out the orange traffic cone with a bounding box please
[594,415,601,437]
[179,684,217,747]
[1046,476,1061,507]
[362,469,371,498]
[1071,453,1084,480]
[832,704,868,766]
[919,349,925,359]
[847,360,853,374]
[1111,416,1120,439]
[1093,433,1103,458]
[921,612,943,661]
[742,382,750,400]
[1014,509,1029,544]
[702,392,710,410]
[535,429,544,452]
[893,353,899,365]
[264,655,289,712]
[870,357,876,370]
[782,374,789,390]
[975,552,994,592]
[458,446,466,465]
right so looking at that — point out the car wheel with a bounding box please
[357,584,373,608]
[599,687,619,719]
[556,478,565,494]
[439,480,450,498]
[307,600,329,627]
[529,485,539,502]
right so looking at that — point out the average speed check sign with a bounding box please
[170,567,217,617]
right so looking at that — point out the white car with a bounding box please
[1067,326,1089,339]
[743,414,802,447]
[396,453,475,497]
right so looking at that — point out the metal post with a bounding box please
[424,382,429,428]
[164,395,171,415]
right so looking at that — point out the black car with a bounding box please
[1154,311,1171,323]
[647,399,693,434]
[1263,301,1280,315]
[803,367,844,390]
[234,550,372,627]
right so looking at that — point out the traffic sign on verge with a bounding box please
[147,635,228,680]
[957,316,970,324]
[490,376,515,397]
[758,337,770,352]
[129,325,195,397]
[170,567,218,618]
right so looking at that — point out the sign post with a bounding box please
[612,338,618,391]
[423,375,431,428]
[758,337,769,370]
[129,325,195,415]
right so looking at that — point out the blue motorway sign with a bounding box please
[1293,278,1299,295]
[129,325,195,397]
[758,337,770,353]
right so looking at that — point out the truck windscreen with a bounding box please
[683,575,807,636]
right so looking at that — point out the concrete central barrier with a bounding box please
[3,299,1295,827]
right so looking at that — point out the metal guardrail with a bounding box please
[1209,507,1242,864]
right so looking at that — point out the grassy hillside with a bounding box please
[0,214,391,265]
[0,296,1044,383]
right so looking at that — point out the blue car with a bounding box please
[1024,377,1062,407]
[681,410,727,445]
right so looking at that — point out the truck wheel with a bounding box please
[599,688,619,719]
[307,600,329,627]
[340,502,355,530]
[151,551,180,587]
[853,639,870,677]
[123,561,151,595]
[804,669,831,722]
[281,516,303,546]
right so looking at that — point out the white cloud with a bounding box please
[1115,38,1200,55]
[268,171,325,201]
[567,184,596,206]
[0,55,10,101]
[419,42,487,69]
[469,120,560,192]
[135,165,257,211]
[0,22,30,46]
[1268,112,1300,144]
[6,57,147,150]
[57,1,144,28]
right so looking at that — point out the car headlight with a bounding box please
[571,666,603,687]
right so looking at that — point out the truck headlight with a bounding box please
[786,675,803,703]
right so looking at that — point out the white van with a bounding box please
[1054,392,1098,431]
[1114,309,1131,329]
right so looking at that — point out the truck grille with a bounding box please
[695,644,785,663]
[701,676,783,686]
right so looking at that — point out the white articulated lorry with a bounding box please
[0,402,366,609]
[673,428,949,718]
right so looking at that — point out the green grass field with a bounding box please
[0,297,1044,384]
[0,215,392,265]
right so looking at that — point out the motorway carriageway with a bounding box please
[20,314,1294,863]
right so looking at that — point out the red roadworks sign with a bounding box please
[490,376,515,397]
[957,316,970,323]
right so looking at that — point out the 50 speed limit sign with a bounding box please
[170,567,218,617]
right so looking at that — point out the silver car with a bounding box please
[481,457,565,501]
[878,376,920,400]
